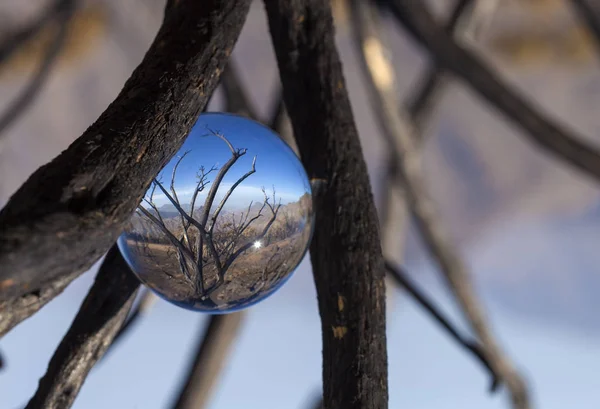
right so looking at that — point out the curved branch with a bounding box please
[0,0,252,330]
[265,1,388,408]
[0,0,76,137]
[388,0,600,185]
[24,245,140,409]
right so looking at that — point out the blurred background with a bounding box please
[2,0,600,408]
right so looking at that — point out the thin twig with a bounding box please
[170,313,245,409]
[352,2,530,408]
[388,0,600,185]
[0,0,76,138]
[384,261,499,391]
[24,245,140,409]
[265,1,388,408]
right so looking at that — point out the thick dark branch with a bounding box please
[265,1,388,408]
[384,261,498,391]
[171,313,245,409]
[0,0,252,334]
[25,245,140,409]
[0,0,76,137]
[388,0,600,184]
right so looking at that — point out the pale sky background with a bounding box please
[2,1,600,408]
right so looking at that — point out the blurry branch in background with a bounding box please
[387,0,600,185]
[0,0,72,65]
[357,1,532,408]
[171,313,245,409]
[384,261,499,391]
[266,1,389,408]
[102,288,157,359]
[267,89,298,154]
[24,245,140,409]
[350,0,528,407]
[406,0,498,133]
[0,0,76,137]
[0,0,251,338]
[376,0,498,277]
[0,349,4,370]
[569,0,600,54]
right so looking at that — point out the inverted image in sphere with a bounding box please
[118,113,314,313]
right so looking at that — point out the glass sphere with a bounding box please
[118,113,314,313]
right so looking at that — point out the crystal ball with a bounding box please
[118,113,314,313]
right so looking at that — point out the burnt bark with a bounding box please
[25,245,140,409]
[264,1,388,408]
[0,0,252,325]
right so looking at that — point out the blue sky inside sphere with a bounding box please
[147,112,310,210]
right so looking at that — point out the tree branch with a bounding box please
[0,0,76,138]
[170,47,256,409]
[352,0,529,409]
[25,244,140,409]
[388,0,600,185]
[384,261,498,391]
[0,0,71,65]
[0,0,252,329]
[103,288,157,359]
[405,0,498,132]
[265,1,388,408]
[570,0,600,55]
[170,313,245,409]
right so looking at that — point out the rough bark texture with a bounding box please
[25,245,140,409]
[0,0,252,303]
[264,1,388,408]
